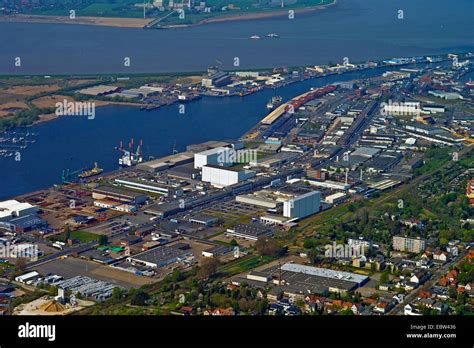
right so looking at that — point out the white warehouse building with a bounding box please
[194,147,233,169]
[202,165,256,187]
[283,191,321,219]
[381,102,421,116]
[0,200,39,222]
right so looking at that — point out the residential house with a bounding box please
[267,287,284,301]
[268,303,284,315]
[379,283,394,291]
[393,294,405,304]
[418,290,432,299]
[433,250,448,263]
[304,294,325,313]
[446,269,458,283]
[203,307,235,316]
[404,303,422,316]
[373,301,391,314]
[401,218,425,230]
[410,270,430,285]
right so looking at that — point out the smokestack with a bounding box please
[278,262,282,286]
[345,168,349,184]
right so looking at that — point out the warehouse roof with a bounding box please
[351,147,381,158]
[195,147,229,156]
[227,223,274,238]
[0,200,37,220]
[137,152,194,171]
[130,246,190,266]
[78,85,119,96]
[281,263,368,284]
[93,185,146,199]
[8,214,47,229]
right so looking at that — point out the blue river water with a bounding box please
[0,0,473,74]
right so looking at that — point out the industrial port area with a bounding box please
[0,0,473,344]
[1,52,473,323]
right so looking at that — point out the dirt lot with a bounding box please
[31,94,119,109]
[211,232,255,249]
[25,186,112,231]
[357,277,379,297]
[0,14,151,28]
[30,94,76,109]
[0,79,98,118]
[0,101,28,117]
[35,257,156,289]
[168,239,216,263]
[3,85,61,96]
[175,76,204,85]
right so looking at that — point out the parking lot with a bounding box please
[34,256,156,289]
[203,200,264,221]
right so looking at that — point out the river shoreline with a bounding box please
[0,0,336,29]
[163,0,337,29]
[32,99,145,126]
[0,52,459,131]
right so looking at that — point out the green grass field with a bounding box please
[49,230,100,243]
[218,254,273,275]
[28,0,143,18]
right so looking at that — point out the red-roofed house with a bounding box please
[373,301,390,314]
[433,250,448,262]
[447,270,458,282]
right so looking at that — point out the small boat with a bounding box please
[249,35,261,40]
[266,33,280,38]
[266,96,283,109]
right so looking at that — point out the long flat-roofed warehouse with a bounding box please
[261,103,289,125]
[136,151,194,173]
[127,246,192,268]
[92,185,147,204]
[114,178,183,197]
[232,263,369,296]
[78,85,119,96]
[92,185,148,212]
[226,223,274,241]
[0,200,46,232]
[145,202,183,218]
[0,200,39,222]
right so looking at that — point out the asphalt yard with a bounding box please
[34,256,156,289]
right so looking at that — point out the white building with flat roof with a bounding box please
[382,102,421,116]
[305,180,351,191]
[0,200,39,222]
[202,165,255,187]
[281,263,368,285]
[194,147,233,169]
[324,192,347,205]
[283,191,321,219]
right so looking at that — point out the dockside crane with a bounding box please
[61,168,84,184]
[117,138,144,166]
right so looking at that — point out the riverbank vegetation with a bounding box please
[1,0,335,27]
